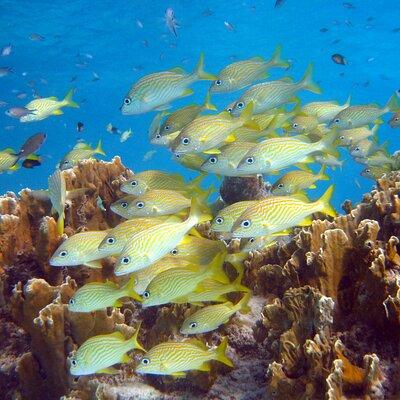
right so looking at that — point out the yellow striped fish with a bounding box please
[231,185,336,238]
[201,142,257,176]
[48,169,67,235]
[180,292,251,334]
[211,200,257,234]
[361,165,391,180]
[235,129,338,175]
[132,257,193,295]
[114,198,212,275]
[68,276,141,312]
[120,170,204,196]
[230,64,321,116]
[171,102,258,155]
[98,217,172,254]
[174,274,250,304]
[141,254,228,307]
[173,153,206,172]
[271,166,329,195]
[20,89,79,122]
[50,230,113,268]
[290,114,321,134]
[158,92,216,136]
[60,139,105,170]
[0,148,19,172]
[136,337,233,376]
[337,125,378,146]
[116,189,191,218]
[301,96,351,123]
[241,235,277,253]
[210,45,289,93]
[350,139,381,158]
[120,53,216,115]
[329,94,399,129]
[69,327,144,376]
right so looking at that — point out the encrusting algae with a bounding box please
[1,48,400,400]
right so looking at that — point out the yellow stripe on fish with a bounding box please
[69,327,144,376]
[231,185,336,238]
[136,337,233,376]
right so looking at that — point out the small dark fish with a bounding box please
[5,107,35,118]
[331,53,347,65]
[29,33,45,41]
[202,8,213,17]
[19,132,47,157]
[77,122,84,132]
[274,0,285,7]
[392,27,400,33]
[142,40,149,48]
[0,66,13,77]
[332,39,341,44]
[320,27,329,33]
[344,20,353,27]
[343,2,355,9]
[22,157,42,169]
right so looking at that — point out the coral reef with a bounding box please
[1,159,400,399]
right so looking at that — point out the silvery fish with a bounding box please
[120,54,215,115]
[389,111,400,128]
[337,125,378,146]
[60,140,105,170]
[136,337,232,377]
[301,96,351,123]
[48,169,66,235]
[361,165,391,180]
[165,8,179,37]
[210,45,289,93]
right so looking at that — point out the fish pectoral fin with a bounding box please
[83,260,103,269]
[203,148,221,154]
[97,367,119,374]
[198,135,208,143]
[374,118,384,124]
[188,227,202,238]
[121,354,131,364]
[297,216,313,226]
[52,109,64,115]
[180,88,194,98]
[155,104,171,111]
[197,362,211,372]
[224,134,236,143]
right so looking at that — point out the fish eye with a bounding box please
[181,137,190,145]
[175,154,182,159]
[245,157,254,164]
[124,98,131,105]
[189,322,197,329]
[215,79,222,86]
[227,107,232,113]
[130,180,138,186]
[241,219,251,228]
[106,237,115,245]
[69,298,75,305]
[143,291,150,299]
[354,147,360,152]
[339,135,345,140]
[170,249,178,255]
[136,201,145,208]
[63,160,69,164]
[215,216,224,224]
[209,156,218,164]
[164,125,170,131]
[155,134,161,139]
[121,256,130,265]
[121,202,128,208]
[292,123,298,128]
[395,117,399,121]
[70,359,77,367]
[365,169,371,173]
[334,118,340,124]
[59,250,68,257]
[237,101,245,109]
[141,358,150,365]
[277,183,284,189]
[249,237,255,243]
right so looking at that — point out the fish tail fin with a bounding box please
[371,124,379,136]
[234,291,252,314]
[318,165,329,180]
[187,196,212,225]
[240,102,259,130]
[187,174,206,194]
[63,89,79,108]
[212,337,233,368]
[299,64,321,94]
[129,322,145,352]
[203,91,217,111]
[194,53,217,81]
[344,94,351,108]
[385,93,400,113]
[318,129,339,157]
[9,163,20,171]
[125,275,142,302]
[207,253,230,284]
[224,252,247,277]
[56,212,65,235]
[318,185,336,218]
[269,44,290,69]
[95,139,106,156]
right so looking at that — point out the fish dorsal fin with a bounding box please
[219,111,232,120]
[184,338,208,350]
[48,96,58,100]
[250,56,264,62]
[109,331,125,340]
[279,77,293,83]
[74,142,91,150]
[291,191,310,202]
[2,147,16,154]
[169,67,185,74]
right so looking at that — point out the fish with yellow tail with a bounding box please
[120,53,216,115]
[235,128,338,175]
[48,169,67,235]
[329,94,400,129]
[68,276,142,313]
[271,166,329,195]
[230,64,321,116]
[136,337,233,377]
[140,254,228,307]
[231,185,336,238]
[60,139,105,170]
[50,230,114,268]
[20,89,79,122]
[114,197,212,275]
[157,91,216,136]
[69,325,144,376]
[171,102,259,155]
[180,292,251,334]
[120,170,204,196]
[301,95,351,123]
[210,45,290,94]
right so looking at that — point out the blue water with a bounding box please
[0,0,398,209]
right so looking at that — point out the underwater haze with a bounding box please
[0,0,398,208]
